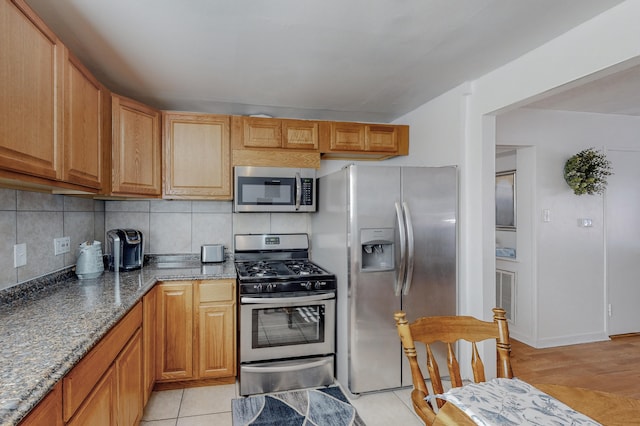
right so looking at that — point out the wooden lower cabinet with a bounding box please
[22,279,235,424]
[67,366,116,426]
[198,302,235,378]
[156,281,194,381]
[142,286,158,405]
[63,302,143,425]
[19,383,63,426]
[156,279,236,385]
[116,328,143,426]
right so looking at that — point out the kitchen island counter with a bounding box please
[0,258,236,425]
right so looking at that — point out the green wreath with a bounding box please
[563,148,612,195]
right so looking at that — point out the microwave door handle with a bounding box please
[295,172,302,211]
[395,202,406,297]
[402,202,415,296]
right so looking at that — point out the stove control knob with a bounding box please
[254,283,263,293]
[303,281,312,290]
[314,281,323,289]
[266,283,275,292]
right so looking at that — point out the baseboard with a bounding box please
[509,330,535,347]
[610,332,640,339]
[534,332,609,349]
[153,376,236,391]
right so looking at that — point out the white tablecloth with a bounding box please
[428,378,601,425]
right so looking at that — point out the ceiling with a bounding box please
[526,62,640,116]
[26,0,626,123]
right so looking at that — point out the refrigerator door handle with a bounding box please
[395,202,407,296]
[402,202,415,295]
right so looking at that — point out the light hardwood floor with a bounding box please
[511,335,640,399]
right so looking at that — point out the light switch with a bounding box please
[542,209,551,222]
[14,243,26,267]
[578,218,593,227]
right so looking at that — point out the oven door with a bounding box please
[239,292,335,363]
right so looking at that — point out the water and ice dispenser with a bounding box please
[360,228,394,271]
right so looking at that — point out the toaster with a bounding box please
[201,244,224,263]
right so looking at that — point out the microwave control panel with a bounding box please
[301,178,314,205]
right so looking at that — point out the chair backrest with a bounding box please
[394,308,513,423]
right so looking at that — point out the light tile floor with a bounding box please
[141,382,423,426]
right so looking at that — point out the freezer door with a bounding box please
[400,166,458,387]
[348,166,404,393]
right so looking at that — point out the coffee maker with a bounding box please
[106,229,144,271]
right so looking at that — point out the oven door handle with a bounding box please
[242,358,331,373]
[241,293,335,304]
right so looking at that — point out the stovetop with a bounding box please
[236,259,331,279]
[234,233,336,295]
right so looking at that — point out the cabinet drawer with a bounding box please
[199,280,234,303]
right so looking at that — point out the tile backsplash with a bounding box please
[0,189,311,290]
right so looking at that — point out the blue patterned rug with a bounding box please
[231,386,366,426]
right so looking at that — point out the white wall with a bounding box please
[318,83,468,178]
[497,109,640,346]
[395,0,640,357]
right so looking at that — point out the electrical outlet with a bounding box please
[54,237,71,255]
[14,243,26,268]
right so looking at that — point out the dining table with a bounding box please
[433,383,640,426]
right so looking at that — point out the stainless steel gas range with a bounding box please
[234,233,337,396]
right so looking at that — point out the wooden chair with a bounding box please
[394,308,513,425]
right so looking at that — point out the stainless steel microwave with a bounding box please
[234,166,316,213]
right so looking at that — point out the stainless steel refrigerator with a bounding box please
[311,164,457,394]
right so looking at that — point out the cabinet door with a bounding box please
[63,49,104,189]
[282,119,319,150]
[142,286,157,405]
[0,0,63,180]
[242,117,282,148]
[330,122,366,151]
[163,113,231,199]
[67,366,116,426]
[111,94,161,196]
[19,383,62,426]
[116,329,143,426]
[198,302,236,378]
[157,282,194,381]
[365,124,398,152]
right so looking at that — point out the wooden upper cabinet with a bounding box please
[231,116,321,168]
[111,94,161,196]
[239,117,318,150]
[242,117,282,148]
[326,122,366,151]
[163,112,231,199]
[365,124,399,152]
[63,49,105,190]
[0,0,64,181]
[320,121,409,160]
[282,119,319,150]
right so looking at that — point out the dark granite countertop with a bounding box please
[0,256,236,425]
